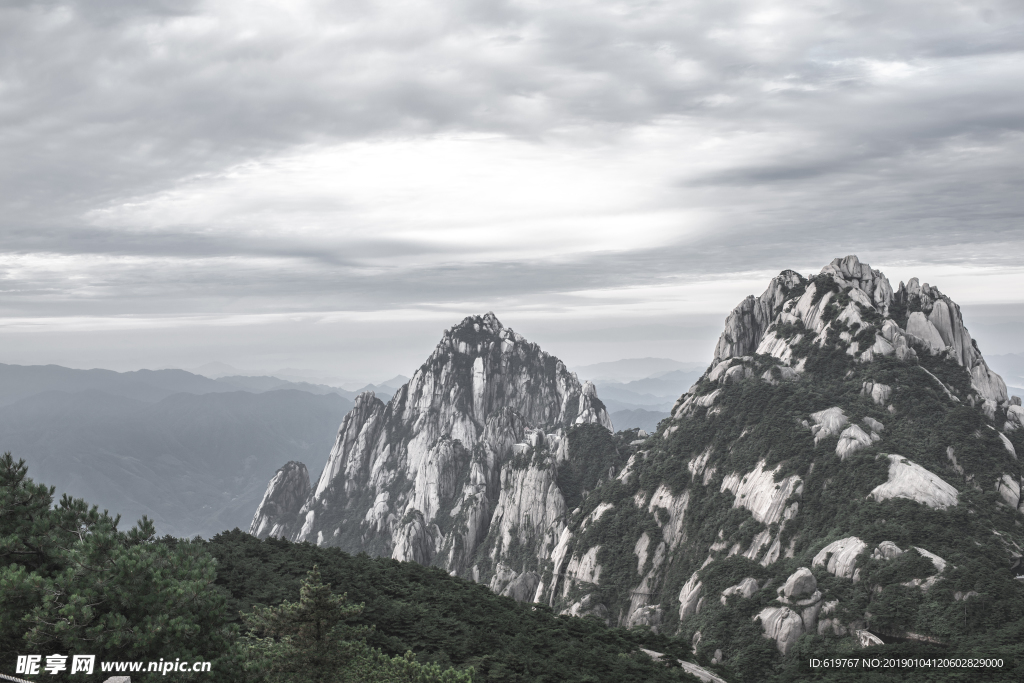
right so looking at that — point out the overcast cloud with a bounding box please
[1,0,1022,380]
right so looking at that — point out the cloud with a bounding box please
[1,0,1023,372]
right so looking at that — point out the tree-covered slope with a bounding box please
[207,530,708,683]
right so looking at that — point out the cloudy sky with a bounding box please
[1,0,1022,382]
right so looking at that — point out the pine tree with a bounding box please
[242,566,472,683]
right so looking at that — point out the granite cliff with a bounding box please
[251,312,613,594]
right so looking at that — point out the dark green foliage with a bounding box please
[209,531,700,683]
[0,453,236,681]
[558,424,630,511]
[242,566,470,682]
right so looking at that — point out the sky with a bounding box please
[1,0,1022,384]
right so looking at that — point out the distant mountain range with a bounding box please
[573,358,707,432]
[0,363,406,538]
[0,362,406,406]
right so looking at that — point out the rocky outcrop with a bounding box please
[249,461,311,539]
[721,578,760,604]
[721,461,802,526]
[250,313,611,588]
[870,455,959,509]
[713,270,804,362]
[813,537,866,579]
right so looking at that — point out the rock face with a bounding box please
[250,313,612,587]
[250,257,1024,669]
[870,455,959,509]
[250,461,311,539]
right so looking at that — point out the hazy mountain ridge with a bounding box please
[0,389,352,538]
[0,362,382,407]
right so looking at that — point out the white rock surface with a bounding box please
[721,577,760,604]
[721,460,802,525]
[872,541,904,561]
[813,537,866,579]
[250,312,613,585]
[250,461,311,539]
[782,567,818,599]
[870,455,959,509]
[679,572,703,622]
[756,606,805,655]
[810,407,849,444]
[1005,405,1024,432]
[996,474,1021,508]
[836,425,874,460]
[913,547,948,573]
[861,381,893,406]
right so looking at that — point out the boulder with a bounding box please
[906,312,947,355]
[861,381,893,406]
[836,425,874,460]
[782,567,817,599]
[721,577,760,604]
[872,541,904,561]
[813,537,867,579]
[863,416,884,433]
[870,455,959,509]
[810,407,848,444]
[500,571,541,603]
[756,606,805,654]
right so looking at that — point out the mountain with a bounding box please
[251,257,1024,680]
[506,255,1022,678]
[0,389,351,538]
[0,362,376,406]
[251,312,614,591]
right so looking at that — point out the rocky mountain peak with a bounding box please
[706,254,1006,409]
[250,311,612,578]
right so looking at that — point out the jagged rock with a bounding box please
[249,461,311,540]
[782,567,817,599]
[679,572,703,622]
[836,425,874,460]
[861,381,893,406]
[906,312,947,355]
[870,455,959,509]
[713,271,804,362]
[872,541,904,561]
[756,606,805,654]
[810,407,848,444]
[996,474,1021,508]
[500,571,541,602]
[721,577,760,604]
[856,630,884,647]
[720,460,802,526]
[1006,405,1024,432]
[813,537,867,579]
